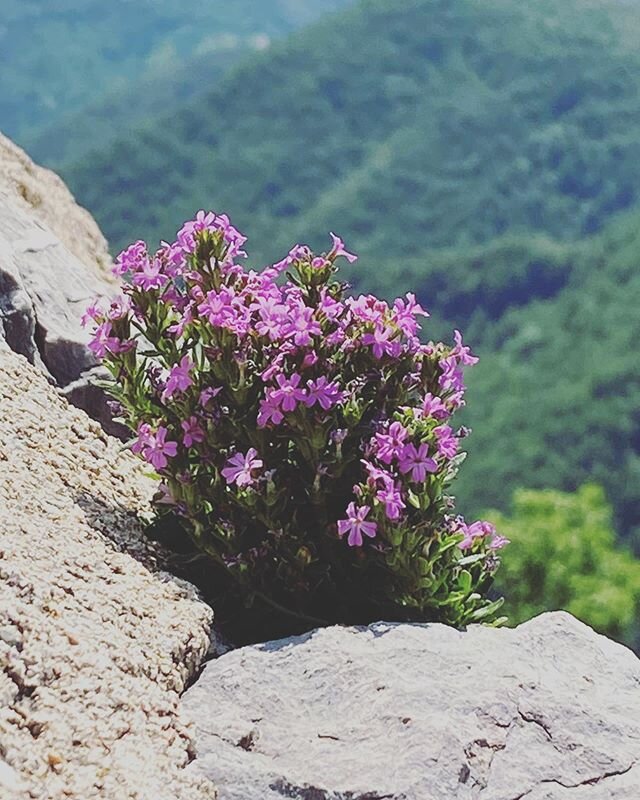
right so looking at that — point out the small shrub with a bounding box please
[85,210,507,639]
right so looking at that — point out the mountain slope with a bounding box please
[1,0,352,148]
[65,0,640,263]
[454,211,640,547]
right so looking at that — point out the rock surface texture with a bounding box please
[0,343,216,800]
[0,131,118,432]
[184,612,640,800]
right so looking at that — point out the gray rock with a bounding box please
[0,130,121,433]
[0,344,216,800]
[183,612,640,800]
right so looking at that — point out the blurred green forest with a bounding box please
[61,0,640,550]
[64,0,640,257]
[489,485,640,647]
[1,0,351,158]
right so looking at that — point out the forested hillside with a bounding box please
[59,0,640,548]
[1,0,351,150]
[66,0,640,260]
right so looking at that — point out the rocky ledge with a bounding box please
[0,343,216,800]
[0,130,118,433]
[184,612,640,800]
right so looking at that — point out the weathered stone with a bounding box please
[184,612,640,800]
[0,343,217,800]
[0,131,119,432]
[0,132,111,275]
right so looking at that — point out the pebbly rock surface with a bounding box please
[184,612,640,800]
[0,131,119,432]
[0,343,216,800]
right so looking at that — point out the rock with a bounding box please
[0,131,121,433]
[0,132,111,275]
[0,343,217,800]
[183,612,640,800]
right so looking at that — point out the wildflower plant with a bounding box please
[86,210,507,637]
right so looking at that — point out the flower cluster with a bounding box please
[86,211,506,634]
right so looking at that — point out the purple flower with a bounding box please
[197,287,237,328]
[398,443,438,483]
[376,484,406,521]
[489,534,510,551]
[452,330,479,366]
[257,393,285,428]
[458,520,496,550]
[176,210,247,261]
[392,293,429,337]
[273,373,307,412]
[87,321,125,358]
[271,244,311,275]
[434,425,459,459]
[163,355,193,400]
[113,239,148,278]
[373,421,408,465]
[167,306,193,338]
[81,300,104,328]
[131,422,153,456]
[317,289,344,320]
[421,392,450,420]
[305,377,342,410]
[329,233,358,263]
[439,356,465,394]
[132,257,168,292]
[181,416,205,448]
[362,324,402,359]
[144,426,178,470]
[337,502,377,547]
[361,460,394,489]
[283,306,322,346]
[222,448,263,488]
[302,350,319,368]
[199,386,222,407]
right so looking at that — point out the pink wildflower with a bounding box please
[163,355,193,400]
[434,425,459,459]
[305,377,342,410]
[376,484,406,521]
[132,257,167,292]
[181,416,205,448]
[328,233,358,263]
[373,421,408,465]
[337,502,377,547]
[222,448,263,488]
[144,426,178,470]
[399,443,438,483]
[284,306,322,346]
[361,324,402,359]
[273,373,307,412]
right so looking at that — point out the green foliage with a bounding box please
[2,0,351,151]
[487,485,640,646]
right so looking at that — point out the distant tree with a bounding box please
[488,485,640,647]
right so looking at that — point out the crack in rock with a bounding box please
[510,760,638,799]
[269,780,399,800]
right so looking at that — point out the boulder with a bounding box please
[184,612,640,800]
[0,132,121,433]
[0,343,217,800]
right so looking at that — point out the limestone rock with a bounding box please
[184,612,640,800]
[0,131,119,432]
[0,343,216,800]
[0,132,111,276]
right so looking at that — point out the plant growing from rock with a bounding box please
[85,211,507,639]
